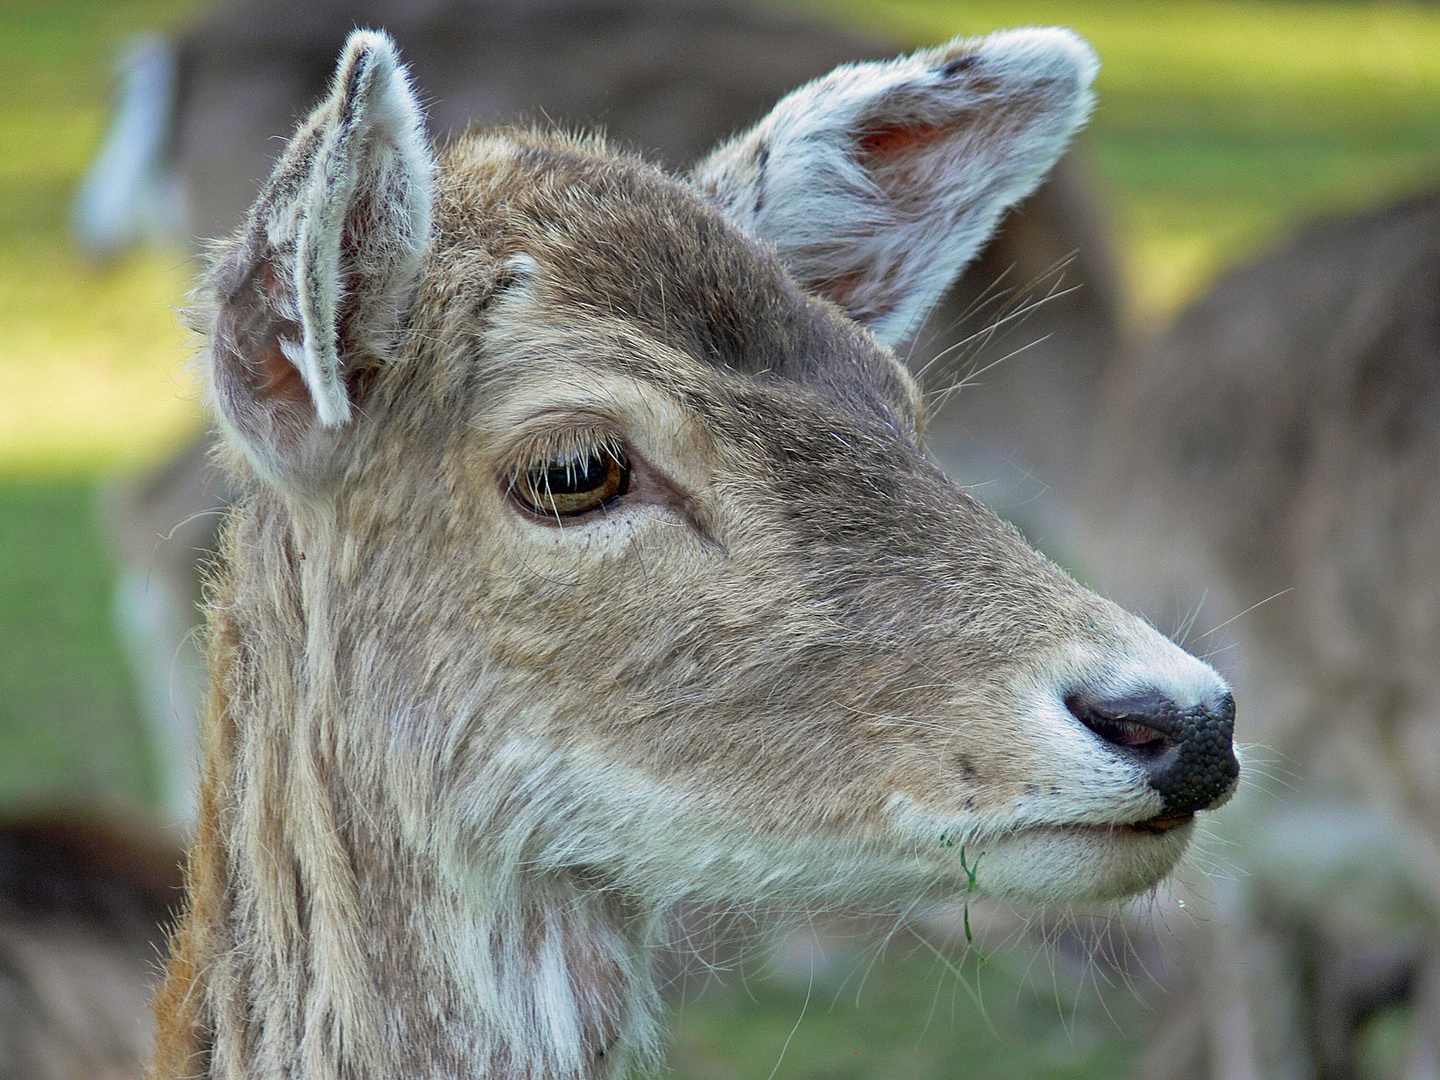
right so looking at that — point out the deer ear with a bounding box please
[691,27,1098,347]
[203,29,433,485]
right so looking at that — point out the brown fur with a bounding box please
[147,635,235,1080]
[97,0,1118,828]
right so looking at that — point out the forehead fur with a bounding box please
[426,128,921,426]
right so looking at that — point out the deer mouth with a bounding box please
[1126,811,1195,834]
[953,817,1197,904]
[1032,814,1196,839]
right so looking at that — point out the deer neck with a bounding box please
[185,507,664,1080]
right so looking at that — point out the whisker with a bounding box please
[1192,588,1295,641]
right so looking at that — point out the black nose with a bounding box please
[1066,691,1239,816]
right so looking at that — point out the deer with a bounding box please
[146,28,1239,1079]
[0,813,183,1080]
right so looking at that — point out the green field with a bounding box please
[2,1,1436,1075]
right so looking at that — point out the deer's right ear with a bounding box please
[203,30,433,488]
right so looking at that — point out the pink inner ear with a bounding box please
[812,269,864,309]
[856,123,949,159]
[809,268,896,330]
[241,259,314,412]
[256,336,312,410]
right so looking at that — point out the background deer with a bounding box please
[1087,190,1440,1080]
[0,814,181,1080]
[148,27,1237,1079]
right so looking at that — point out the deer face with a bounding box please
[203,31,1237,913]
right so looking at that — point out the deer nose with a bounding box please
[1066,691,1239,817]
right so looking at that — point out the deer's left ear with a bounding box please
[691,27,1097,347]
[203,30,433,488]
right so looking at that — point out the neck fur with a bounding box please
[150,504,666,1080]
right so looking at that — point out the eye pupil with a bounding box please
[512,446,630,518]
[544,454,609,496]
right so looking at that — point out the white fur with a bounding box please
[291,31,434,427]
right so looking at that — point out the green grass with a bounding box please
[0,0,196,810]
[0,0,204,479]
[0,477,154,809]
[669,923,1152,1080]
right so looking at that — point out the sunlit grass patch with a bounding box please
[0,0,203,477]
[1,245,202,475]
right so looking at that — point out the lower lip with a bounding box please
[957,815,1197,851]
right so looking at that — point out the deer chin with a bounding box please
[962,818,1195,905]
[885,791,1201,906]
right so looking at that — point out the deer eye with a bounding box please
[510,445,631,518]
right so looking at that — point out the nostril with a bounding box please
[1066,693,1175,756]
[1066,690,1240,816]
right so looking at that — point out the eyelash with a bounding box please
[506,433,633,519]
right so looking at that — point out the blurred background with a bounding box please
[2,1,1439,1078]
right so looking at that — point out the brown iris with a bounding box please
[511,445,631,518]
